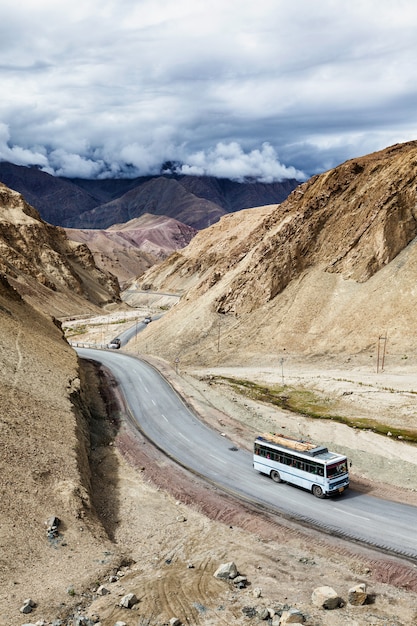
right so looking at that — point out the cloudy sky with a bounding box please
[1,0,417,181]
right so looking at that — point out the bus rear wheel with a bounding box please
[312,485,325,498]
[270,470,282,483]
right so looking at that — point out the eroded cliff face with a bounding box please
[0,183,120,315]
[136,141,417,363]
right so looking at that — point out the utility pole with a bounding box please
[280,357,285,386]
[377,333,387,373]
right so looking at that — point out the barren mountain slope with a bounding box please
[69,176,226,230]
[0,275,116,623]
[0,161,100,225]
[134,140,417,366]
[0,183,120,317]
[65,213,196,287]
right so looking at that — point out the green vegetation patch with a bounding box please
[65,324,88,337]
[213,376,417,444]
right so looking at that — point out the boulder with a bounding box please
[45,516,60,538]
[213,561,238,579]
[311,585,343,609]
[280,608,306,624]
[348,583,368,605]
[119,592,138,608]
[257,607,269,620]
[20,602,34,614]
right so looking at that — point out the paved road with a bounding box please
[109,314,163,347]
[76,348,417,561]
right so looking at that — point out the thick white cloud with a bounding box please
[179,143,305,182]
[1,0,417,179]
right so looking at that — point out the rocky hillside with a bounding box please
[0,161,299,230]
[65,213,197,287]
[0,183,120,317]
[0,274,117,622]
[135,141,417,366]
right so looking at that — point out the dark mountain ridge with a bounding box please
[0,161,300,230]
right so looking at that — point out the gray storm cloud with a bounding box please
[1,0,417,180]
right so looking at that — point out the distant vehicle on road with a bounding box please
[108,337,121,349]
[144,316,152,324]
[254,432,350,498]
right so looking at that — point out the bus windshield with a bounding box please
[326,461,347,479]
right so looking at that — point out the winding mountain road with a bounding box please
[76,348,417,562]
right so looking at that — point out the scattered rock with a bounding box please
[348,582,368,605]
[257,607,269,620]
[119,592,138,608]
[280,608,306,624]
[213,561,238,579]
[242,606,257,617]
[73,617,95,626]
[114,622,127,626]
[312,585,343,609]
[20,598,36,614]
[233,575,247,588]
[96,585,110,596]
[253,586,262,598]
[45,515,60,538]
[169,618,181,626]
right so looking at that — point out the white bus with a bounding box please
[253,432,350,498]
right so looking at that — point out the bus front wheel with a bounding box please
[312,485,325,498]
[270,470,282,483]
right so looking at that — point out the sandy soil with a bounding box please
[52,311,417,626]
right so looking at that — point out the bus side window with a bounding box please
[318,467,324,476]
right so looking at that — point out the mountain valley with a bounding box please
[1,142,417,625]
